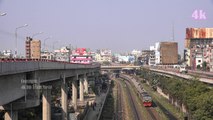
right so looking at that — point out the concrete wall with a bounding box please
[0,73,25,106]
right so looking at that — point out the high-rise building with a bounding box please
[154,42,160,65]
[159,42,178,65]
[25,37,41,59]
[148,42,161,66]
[141,50,153,65]
[185,28,213,70]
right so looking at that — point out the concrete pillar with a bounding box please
[61,74,68,120]
[84,75,88,94]
[4,110,18,120]
[72,79,77,110]
[79,77,84,102]
[42,88,51,120]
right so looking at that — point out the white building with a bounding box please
[41,50,54,60]
[0,50,13,58]
[116,55,134,64]
[54,47,70,62]
[148,42,161,66]
[95,49,112,63]
[155,42,160,65]
[131,49,141,57]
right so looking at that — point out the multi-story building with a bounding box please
[184,48,191,66]
[25,37,41,59]
[149,46,155,66]
[70,48,93,64]
[154,42,160,65]
[95,49,112,63]
[54,47,70,62]
[0,50,13,58]
[148,42,161,66]
[210,46,213,71]
[141,50,153,65]
[159,42,178,65]
[117,55,135,63]
[2,50,13,58]
[131,49,141,60]
[185,28,213,70]
[41,50,55,60]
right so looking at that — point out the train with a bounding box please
[140,91,152,107]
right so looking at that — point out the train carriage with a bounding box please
[141,92,152,107]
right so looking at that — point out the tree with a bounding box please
[202,61,207,71]
[197,65,201,70]
[139,68,213,119]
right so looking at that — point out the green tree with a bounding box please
[197,65,201,70]
[202,61,207,71]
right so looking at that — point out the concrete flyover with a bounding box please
[0,60,101,120]
[149,68,213,85]
[101,65,141,70]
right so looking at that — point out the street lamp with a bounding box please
[32,32,43,39]
[15,24,28,58]
[43,36,51,51]
[0,12,6,16]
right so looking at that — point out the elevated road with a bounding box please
[149,68,213,84]
[0,60,100,106]
[101,65,140,70]
[101,65,212,84]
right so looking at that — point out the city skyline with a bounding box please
[0,0,213,55]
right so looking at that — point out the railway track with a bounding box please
[116,80,123,120]
[126,74,178,120]
[124,80,141,120]
[146,107,158,120]
[121,75,160,120]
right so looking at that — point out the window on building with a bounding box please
[198,60,201,63]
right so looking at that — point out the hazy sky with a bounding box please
[0,0,213,56]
